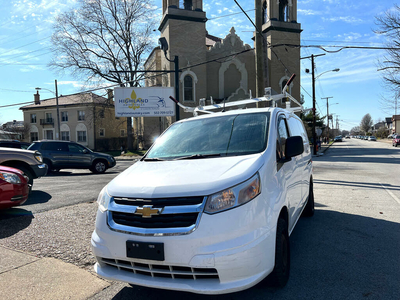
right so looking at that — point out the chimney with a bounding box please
[107,89,114,102]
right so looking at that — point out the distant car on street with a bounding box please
[368,136,376,141]
[0,165,29,209]
[28,140,116,173]
[392,135,400,147]
[334,136,343,142]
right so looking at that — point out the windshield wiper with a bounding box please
[143,157,166,161]
[175,153,223,160]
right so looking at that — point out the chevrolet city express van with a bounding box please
[92,106,314,294]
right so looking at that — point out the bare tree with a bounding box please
[49,0,156,150]
[375,5,400,115]
[360,114,373,133]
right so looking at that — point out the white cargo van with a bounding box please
[91,92,314,294]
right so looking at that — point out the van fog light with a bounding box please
[205,173,260,214]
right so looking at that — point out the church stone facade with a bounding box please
[141,0,301,148]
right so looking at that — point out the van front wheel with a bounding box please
[269,218,290,287]
[303,179,315,217]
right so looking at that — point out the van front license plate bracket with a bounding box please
[126,241,165,261]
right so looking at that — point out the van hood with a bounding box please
[107,154,263,198]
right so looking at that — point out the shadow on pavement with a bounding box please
[0,209,34,238]
[104,210,400,300]
[23,190,52,206]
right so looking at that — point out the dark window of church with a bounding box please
[279,0,289,21]
[180,0,192,10]
[184,75,194,101]
[262,1,268,24]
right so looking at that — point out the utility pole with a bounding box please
[301,53,325,155]
[55,80,60,140]
[255,0,264,99]
[311,55,317,154]
[322,96,333,143]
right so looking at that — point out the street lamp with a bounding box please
[35,80,60,140]
[322,98,339,143]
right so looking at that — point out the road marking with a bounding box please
[380,183,400,205]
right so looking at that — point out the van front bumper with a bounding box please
[91,199,276,294]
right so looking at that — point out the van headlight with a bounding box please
[97,186,112,213]
[204,173,260,214]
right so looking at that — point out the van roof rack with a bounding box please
[169,74,303,116]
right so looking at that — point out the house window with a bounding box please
[120,129,126,137]
[77,130,87,142]
[45,129,54,140]
[30,132,38,142]
[45,113,53,123]
[61,111,68,122]
[99,128,105,137]
[99,110,105,118]
[31,114,37,123]
[78,111,85,121]
[61,131,70,141]
[184,75,194,101]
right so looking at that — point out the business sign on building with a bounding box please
[114,87,175,117]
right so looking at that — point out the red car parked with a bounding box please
[0,166,29,209]
[393,135,400,147]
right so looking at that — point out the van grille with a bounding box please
[100,258,219,280]
[111,212,198,228]
[107,196,206,235]
[113,196,204,206]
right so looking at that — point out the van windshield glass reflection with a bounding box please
[145,112,270,160]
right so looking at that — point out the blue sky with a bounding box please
[0,0,396,131]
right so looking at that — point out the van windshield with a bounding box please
[145,112,270,160]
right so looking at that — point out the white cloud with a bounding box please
[322,16,364,24]
[298,9,321,16]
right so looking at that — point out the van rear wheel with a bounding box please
[269,218,290,287]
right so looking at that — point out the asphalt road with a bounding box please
[1,139,400,299]
[0,160,135,217]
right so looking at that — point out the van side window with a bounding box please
[277,116,289,161]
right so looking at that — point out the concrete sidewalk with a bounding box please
[0,245,109,300]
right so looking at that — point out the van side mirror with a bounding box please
[285,136,304,159]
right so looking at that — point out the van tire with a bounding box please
[303,179,315,217]
[269,218,290,287]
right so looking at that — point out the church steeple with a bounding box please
[260,0,302,102]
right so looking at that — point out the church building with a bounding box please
[141,0,302,147]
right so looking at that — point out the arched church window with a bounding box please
[180,0,192,10]
[184,75,194,101]
[279,0,289,22]
[262,1,268,24]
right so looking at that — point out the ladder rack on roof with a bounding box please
[169,74,304,117]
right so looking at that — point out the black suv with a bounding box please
[0,140,31,149]
[28,140,116,173]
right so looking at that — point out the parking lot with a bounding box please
[1,140,400,299]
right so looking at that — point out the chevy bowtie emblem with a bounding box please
[135,205,162,218]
